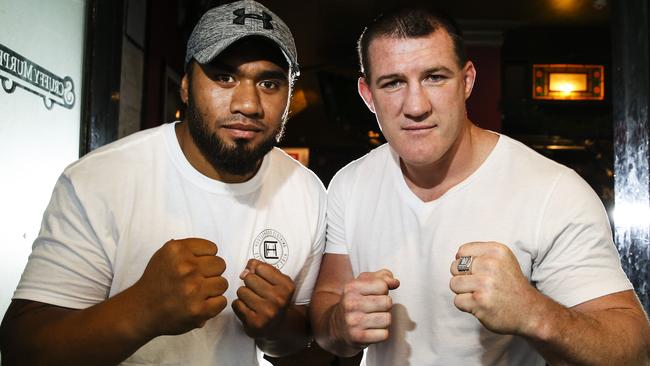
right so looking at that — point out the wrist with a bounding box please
[329,302,365,355]
[518,292,562,343]
[116,282,160,342]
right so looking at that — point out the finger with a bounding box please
[356,328,390,344]
[450,255,481,276]
[453,293,476,313]
[251,262,290,286]
[177,238,218,256]
[385,277,400,290]
[360,311,392,329]
[197,255,226,277]
[370,269,395,281]
[367,269,400,290]
[201,276,229,297]
[345,294,393,313]
[241,259,264,279]
[346,279,390,296]
[242,273,274,297]
[236,285,265,311]
[449,274,478,294]
[231,298,255,322]
[204,295,228,318]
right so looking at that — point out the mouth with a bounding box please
[222,122,264,139]
[402,124,437,132]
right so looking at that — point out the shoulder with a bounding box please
[268,148,326,196]
[329,143,392,190]
[496,134,576,184]
[64,124,169,183]
[496,134,603,215]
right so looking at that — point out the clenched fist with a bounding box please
[134,238,228,337]
[232,259,296,339]
[449,241,540,336]
[334,269,400,348]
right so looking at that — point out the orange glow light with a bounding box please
[549,73,587,93]
[532,64,604,101]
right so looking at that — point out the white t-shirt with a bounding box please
[326,135,632,366]
[14,122,327,366]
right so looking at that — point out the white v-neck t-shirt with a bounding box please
[326,134,631,365]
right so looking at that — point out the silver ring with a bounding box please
[457,256,473,273]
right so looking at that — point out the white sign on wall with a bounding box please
[0,0,87,319]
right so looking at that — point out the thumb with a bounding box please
[385,277,400,290]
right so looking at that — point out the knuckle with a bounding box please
[344,312,360,327]
[343,282,358,295]
[182,281,199,298]
[187,302,205,320]
[176,261,195,278]
[343,295,362,312]
[472,290,486,304]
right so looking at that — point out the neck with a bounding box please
[401,122,497,202]
[175,121,259,183]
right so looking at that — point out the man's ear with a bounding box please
[358,77,376,114]
[180,74,189,105]
[463,61,477,100]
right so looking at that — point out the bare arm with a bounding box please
[310,254,398,357]
[0,293,155,366]
[526,290,650,365]
[0,238,228,366]
[310,254,359,357]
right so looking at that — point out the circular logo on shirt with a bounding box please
[252,229,289,269]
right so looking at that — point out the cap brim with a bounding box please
[191,32,298,72]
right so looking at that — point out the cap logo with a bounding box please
[232,8,274,30]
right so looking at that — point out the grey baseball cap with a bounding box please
[185,0,299,75]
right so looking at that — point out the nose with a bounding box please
[230,80,263,118]
[403,84,432,121]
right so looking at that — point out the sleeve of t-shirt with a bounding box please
[292,178,328,305]
[12,173,113,309]
[531,169,632,308]
[324,168,350,255]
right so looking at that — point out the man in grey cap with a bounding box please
[0,1,325,365]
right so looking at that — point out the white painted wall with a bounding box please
[0,0,87,322]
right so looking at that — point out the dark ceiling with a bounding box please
[181,0,610,70]
[244,0,609,69]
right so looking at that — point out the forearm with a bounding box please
[0,286,155,366]
[310,291,364,357]
[524,293,650,365]
[256,304,311,357]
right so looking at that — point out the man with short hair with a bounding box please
[310,6,650,365]
[0,1,326,365]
